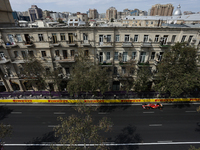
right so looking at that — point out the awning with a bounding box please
[11,60,25,63]
[0,60,10,64]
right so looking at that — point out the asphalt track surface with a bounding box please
[1,103,200,150]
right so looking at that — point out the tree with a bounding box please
[0,123,12,141]
[134,63,153,93]
[154,42,200,97]
[22,57,47,91]
[189,146,200,150]
[119,59,136,92]
[67,51,109,96]
[110,18,114,22]
[52,103,112,150]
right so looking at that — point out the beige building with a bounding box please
[0,0,15,27]
[106,7,117,21]
[89,9,98,19]
[0,26,199,92]
[150,4,174,16]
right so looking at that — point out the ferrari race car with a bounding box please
[142,103,163,109]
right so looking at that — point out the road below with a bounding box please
[1,103,200,150]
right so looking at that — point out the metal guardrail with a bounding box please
[0,91,199,99]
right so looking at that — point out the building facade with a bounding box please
[106,7,117,21]
[150,4,174,16]
[0,26,199,92]
[89,9,99,19]
[0,0,15,27]
[28,5,43,22]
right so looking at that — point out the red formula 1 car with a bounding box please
[142,103,163,109]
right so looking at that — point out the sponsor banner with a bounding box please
[0,98,198,103]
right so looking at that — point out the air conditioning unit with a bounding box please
[104,35,107,38]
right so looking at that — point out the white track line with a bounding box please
[143,112,154,113]
[185,111,196,113]
[3,141,200,147]
[149,124,162,127]
[54,112,65,115]
[11,112,22,114]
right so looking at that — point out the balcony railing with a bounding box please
[5,42,18,48]
[81,40,91,46]
[141,42,152,47]
[54,56,75,63]
[122,42,133,47]
[97,42,113,47]
[66,41,77,47]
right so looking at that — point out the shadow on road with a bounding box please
[98,105,131,113]
[172,102,191,109]
[0,106,12,120]
[108,124,142,150]
[25,131,58,150]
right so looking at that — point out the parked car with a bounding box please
[142,103,163,109]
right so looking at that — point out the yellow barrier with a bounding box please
[0,98,199,103]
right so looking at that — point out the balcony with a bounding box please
[97,42,113,48]
[99,60,112,66]
[122,42,133,47]
[66,41,77,47]
[141,42,152,47]
[54,56,75,63]
[49,42,60,47]
[0,57,10,64]
[81,40,91,47]
[24,41,34,47]
[5,42,18,48]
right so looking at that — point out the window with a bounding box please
[107,35,111,42]
[70,50,74,57]
[52,33,57,43]
[151,52,155,59]
[0,52,5,60]
[163,35,168,44]
[99,35,103,43]
[84,50,89,56]
[181,35,186,43]
[122,67,126,74]
[14,51,18,58]
[55,50,60,56]
[83,33,88,41]
[41,51,46,57]
[143,35,148,42]
[65,68,70,75]
[38,34,43,41]
[116,35,120,42]
[158,52,164,61]
[46,68,50,74]
[151,21,153,24]
[107,52,110,60]
[132,52,136,59]
[8,34,15,45]
[114,52,118,60]
[68,33,73,44]
[16,34,22,42]
[188,36,193,43]
[125,35,129,42]
[63,50,67,59]
[123,52,127,62]
[99,52,103,63]
[154,35,159,42]
[28,51,34,57]
[146,21,148,25]
[114,67,118,75]
[140,52,146,63]
[60,33,65,41]
[134,35,138,42]
[171,35,176,43]
[21,51,26,59]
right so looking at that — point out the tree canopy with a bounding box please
[67,51,109,95]
[0,123,12,140]
[52,103,112,150]
[154,42,200,97]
